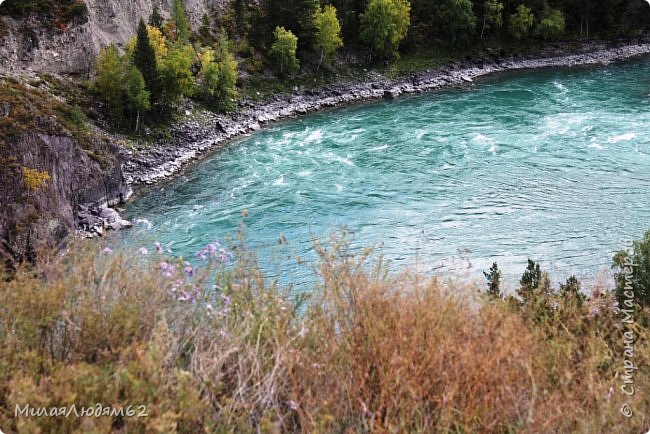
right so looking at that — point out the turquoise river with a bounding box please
[120,58,650,289]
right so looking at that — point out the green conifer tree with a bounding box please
[613,232,650,322]
[134,18,160,102]
[484,262,503,299]
[149,5,164,29]
[266,0,320,50]
[559,275,585,306]
[518,258,542,298]
[200,12,213,43]
[172,0,191,43]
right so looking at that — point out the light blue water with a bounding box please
[121,59,650,289]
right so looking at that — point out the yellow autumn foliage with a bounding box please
[22,166,51,191]
[125,25,168,61]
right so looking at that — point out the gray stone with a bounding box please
[118,219,133,229]
[0,102,11,117]
[383,89,401,99]
[108,218,133,231]
[80,214,102,229]
[99,207,119,223]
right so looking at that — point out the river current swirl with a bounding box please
[120,58,650,289]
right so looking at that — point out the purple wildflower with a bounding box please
[207,243,219,254]
[102,247,113,255]
[154,242,162,252]
[178,290,195,302]
[195,241,233,263]
[159,262,175,278]
[139,247,148,255]
[286,400,299,411]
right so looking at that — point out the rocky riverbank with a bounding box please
[123,38,650,188]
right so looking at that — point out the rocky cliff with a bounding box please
[0,133,130,264]
[0,0,221,74]
[0,72,131,266]
[0,0,225,264]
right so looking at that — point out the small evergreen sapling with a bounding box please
[517,259,551,303]
[559,275,585,306]
[484,262,502,299]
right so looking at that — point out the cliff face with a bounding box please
[0,73,131,265]
[0,0,221,74]
[0,133,130,264]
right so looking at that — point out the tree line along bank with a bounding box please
[89,0,650,131]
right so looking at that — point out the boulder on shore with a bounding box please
[77,204,133,238]
[383,88,401,99]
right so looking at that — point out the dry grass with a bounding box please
[0,236,648,433]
